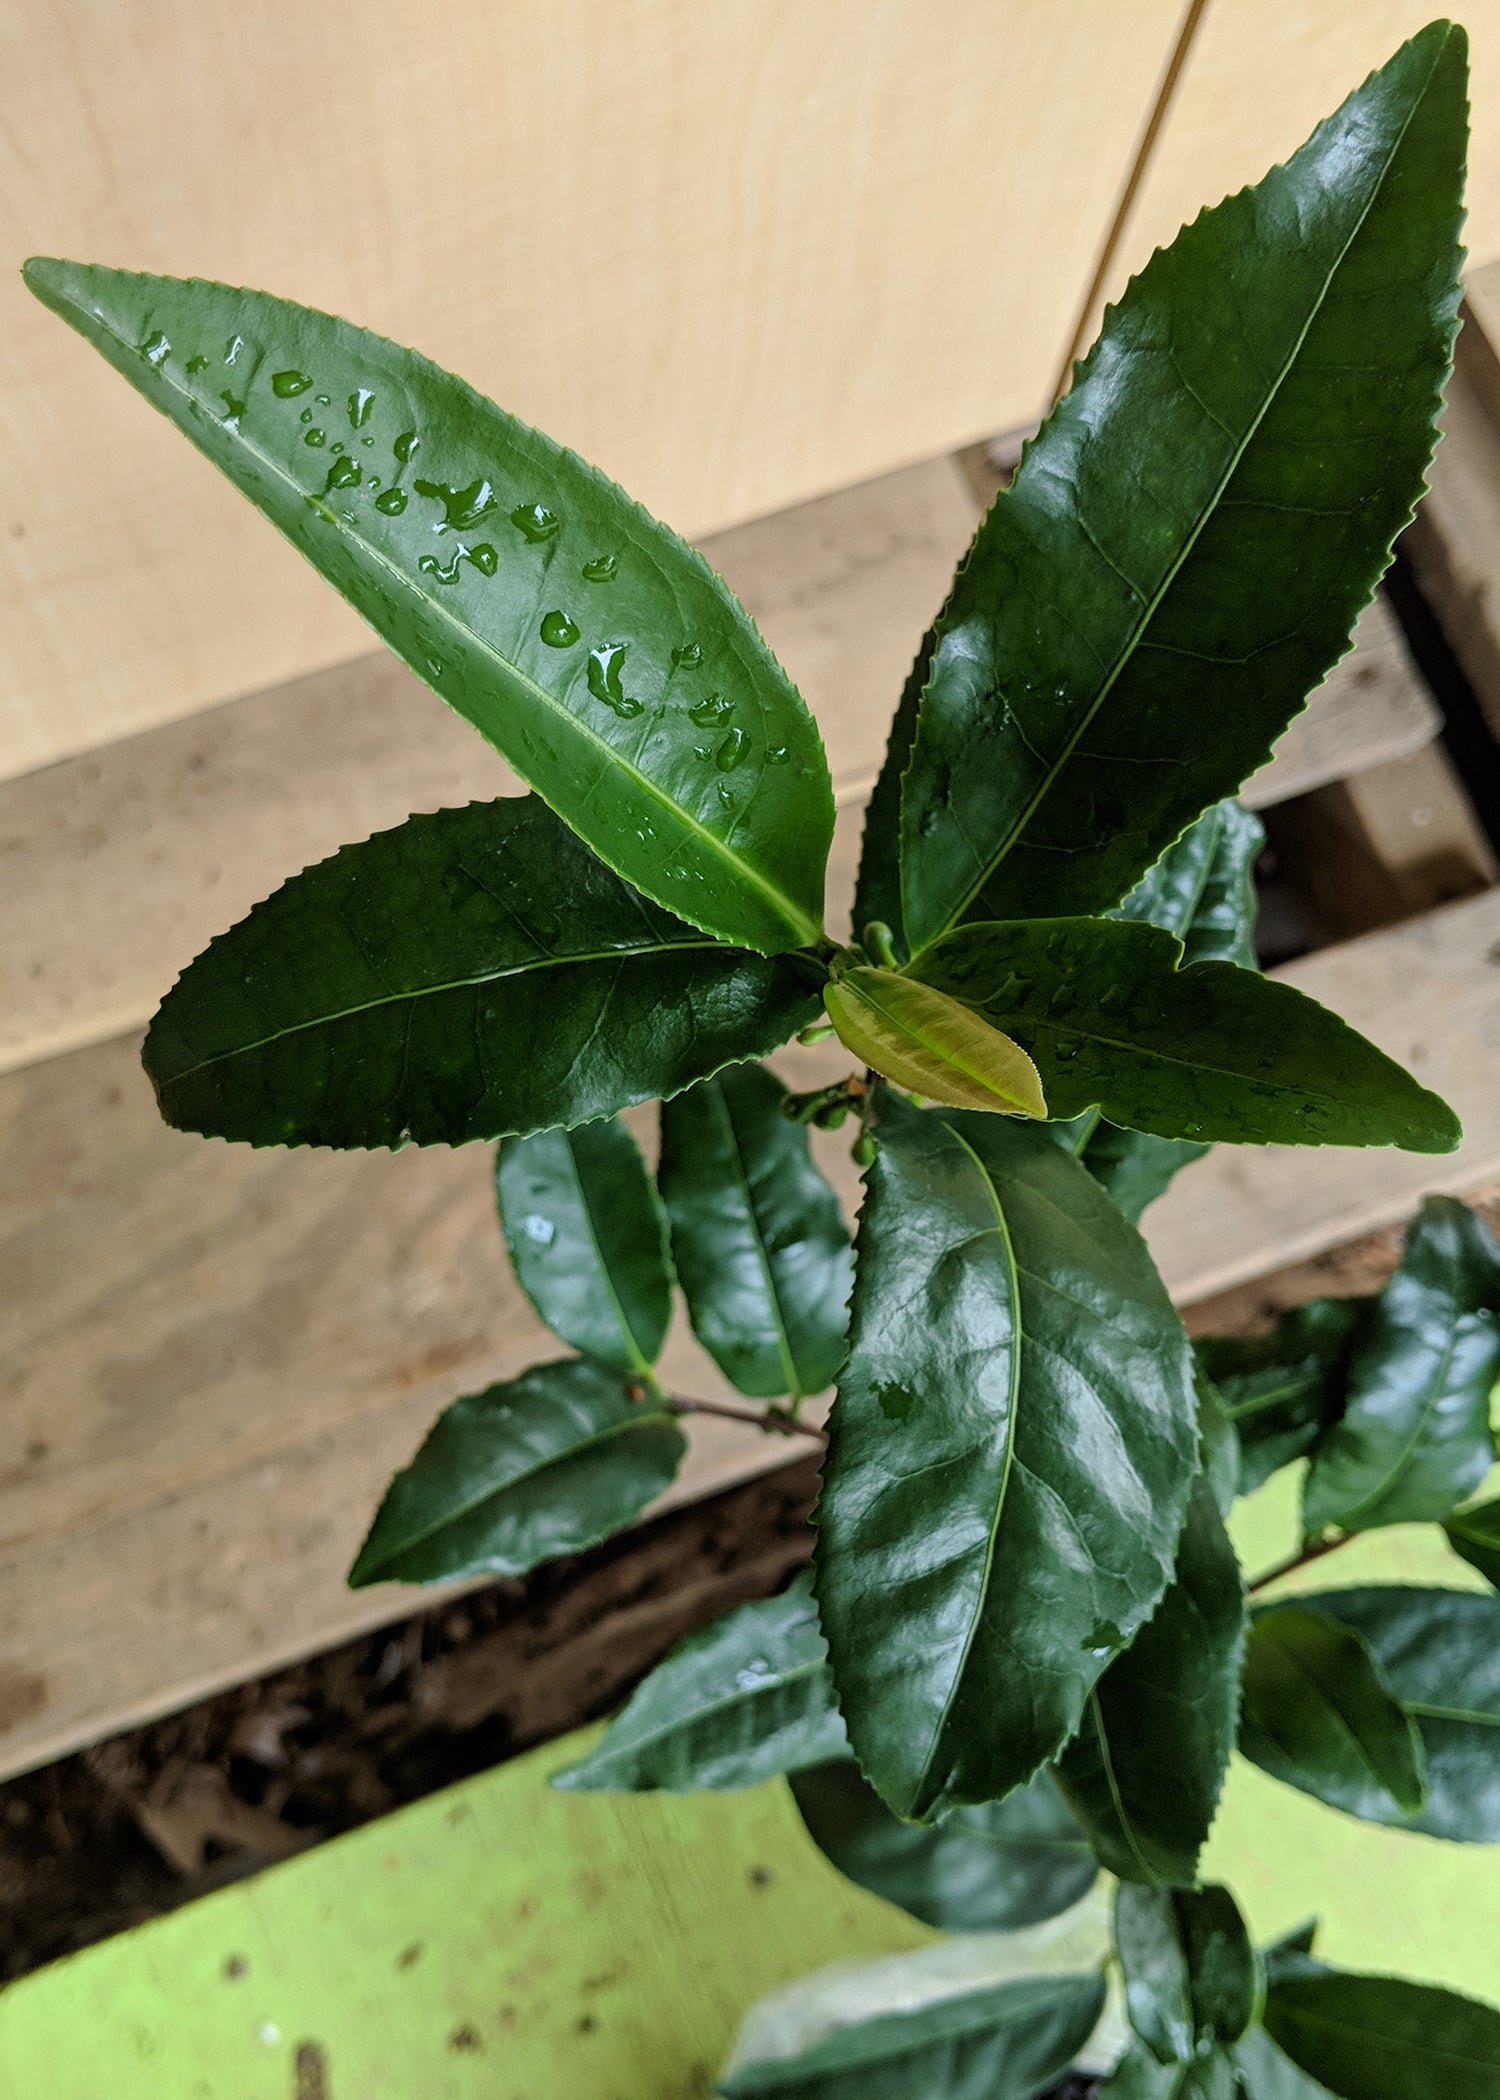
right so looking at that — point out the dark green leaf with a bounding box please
[1115,1883,1260,2065]
[1075,1120,1211,1228]
[1445,1496,1500,1590]
[1197,1374,1242,1520]
[550,1572,847,1791]
[1262,1920,1322,1981]
[1057,1474,1246,1886]
[1195,1299,1367,1498]
[658,1062,853,1399]
[496,1116,672,1371]
[1303,1198,1500,1530]
[789,1759,1097,1933]
[910,918,1459,1153]
[715,1971,1106,2100]
[1114,800,1265,970]
[1264,1972,1500,2100]
[1073,799,1264,1216]
[1102,2042,1239,2099]
[851,631,930,964]
[348,1357,683,1585]
[898,25,1466,949]
[144,798,822,1148]
[815,1088,1198,1820]
[1239,1603,1426,1820]
[1233,2024,1339,2100]
[824,966,1047,1118]
[1293,1586,1500,1841]
[25,261,833,955]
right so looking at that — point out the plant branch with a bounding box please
[1247,1531,1356,1595]
[667,1392,826,1442]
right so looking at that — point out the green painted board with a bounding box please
[0,1465,1497,2096]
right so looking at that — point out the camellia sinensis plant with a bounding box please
[29,20,1500,2095]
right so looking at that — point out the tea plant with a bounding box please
[28,19,1500,2095]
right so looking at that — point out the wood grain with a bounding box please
[1071,1,1500,357]
[0,0,1185,783]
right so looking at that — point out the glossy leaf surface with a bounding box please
[788,1760,1097,1933]
[1445,1496,1500,1590]
[1197,1373,1241,1520]
[1233,2024,1339,2100]
[851,632,930,965]
[496,1116,672,1371]
[144,799,822,1147]
[1264,1973,1500,2100]
[658,1062,853,1398]
[1057,1474,1246,1885]
[26,261,832,954]
[1303,1197,1500,1530]
[1239,1604,1426,1821]
[551,1574,847,1792]
[1296,1586,1500,1841]
[912,918,1459,1152]
[715,1971,1106,2100]
[898,25,1466,950]
[815,1089,1198,1819]
[349,1358,683,1585]
[1195,1299,1366,1497]
[824,967,1046,1118]
[1075,799,1264,1211]
[1101,2042,1239,2100]
[1116,1883,1259,2065]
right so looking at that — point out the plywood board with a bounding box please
[1074,2,1500,358]
[4,879,1500,1778]
[0,0,1186,783]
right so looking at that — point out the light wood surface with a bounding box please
[1075,2,1500,358]
[0,454,1439,1084]
[5,879,1500,1778]
[0,0,1186,785]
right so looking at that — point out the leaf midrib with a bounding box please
[73,283,819,951]
[912,55,1440,953]
[156,935,725,1086]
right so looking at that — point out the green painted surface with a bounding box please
[1,1466,1496,2094]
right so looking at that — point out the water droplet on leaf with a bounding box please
[139,330,171,367]
[223,335,245,365]
[582,553,618,582]
[671,640,702,667]
[587,642,643,717]
[348,387,375,427]
[185,353,210,374]
[374,486,407,515]
[273,370,313,397]
[393,430,420,463]
[540,610,580,647]
[304,428,326,448]
[689,693,733,727]
[521,1213,557,1247]
[325,456,361,491]
[417,478,497,532]
[715,727,749,772]
[510,501,560,543]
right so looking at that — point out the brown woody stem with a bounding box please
[1247,1530,1355,1595]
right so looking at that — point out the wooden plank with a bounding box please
[1072,2,1500,355]
[0,0,1186,785]
[1238,598,1438,811]
[0,457,977,1080]
[5,880,1500,1779]
[1404,289,1500,741]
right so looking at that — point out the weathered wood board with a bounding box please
[5,878,1500,1780]
[0,0,1190,784]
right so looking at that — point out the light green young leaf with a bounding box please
[144,798,823,1148]
[715,1971,1106,2100]
[551,1573,847,1792]
[348,1357,683,1586]
[25,261,833,955]
[788,1760,1097,1934]
[824,966,1046,1118]
[814,1089,1198,1820]
[1264,1971,1500,2100]
[1057,1474,1246,1886]
[1303,1197,1500,1531]
[658,1062,852,1399]
[1195,1298,1367,1497]
[899,25,1466,950]
[910,918,1459,1153]
[1115,1883,1260,2066]
[496,1116,673,1372]
[1445,1495,1500,1590]
[1293,1586,1500,1842]
[1238,1604,1426,1822]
